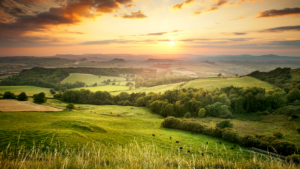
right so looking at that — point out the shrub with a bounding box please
[286,154,300,164]
[33,92,47,104]
[66,103,75,110]
[260,136,277,143]
[288,117,292,121]
[198,108,206,118]
[273,132,283,139]
[161,116,181,128]
[240,135,259,147]
[291,114,299,119]
[184,112,191,118]
[271,140,297,156]
[222,129,239,143]
[216,120,233,129]
[3,91,16,99]
[17,92,28,101]
[297,127,300,134]
[262,111,270,115]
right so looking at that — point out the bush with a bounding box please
[286,154,300,164]
[273,132,283,139]
[288,117,292,121]
[271,140,297,156]
[222,129,239,143]
[297,127,300,134]
[161,116,181,128]
[66,103,75,110]
[216,120,233,129]
[17,92,28,101]
[3,91,16,99]
[262,111,270,115]
[184,112,191,118]
[198,108,206,118]
[33,92,47,104]
[291,114,299,119]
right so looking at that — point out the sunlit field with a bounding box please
[183,76,274,90]
[61,73,127,85]
[72,85,130,92]
[0,86,51,97]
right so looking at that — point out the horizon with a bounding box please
[0,0,300,56]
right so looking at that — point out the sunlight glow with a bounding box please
[170,41,175,46]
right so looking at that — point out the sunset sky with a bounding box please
[0,0,300,56]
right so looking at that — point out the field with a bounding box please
[72,85,130,92]
[0,99,248,160]
[110,82,183,95]
[0,86,51,97]
[0,74,11,80]
[183,76,274,90]
[61,73,127,85]
[0,100,62,112]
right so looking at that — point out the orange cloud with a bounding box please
[117,10,148,19]
[125,4,136,8]
[172,0,195,10]
[257,8,300,18]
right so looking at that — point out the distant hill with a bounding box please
[145,59,180,63]
[107,58,126,63]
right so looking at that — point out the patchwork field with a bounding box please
[0,99,248,159]
[61,73,127,85]
[110,82,183,95]
[0,100,62,112]
[183,76,274,90]
[0,86,51,97]
[72,85,129,92]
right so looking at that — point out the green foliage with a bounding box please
[184,112,191,118]
[286,88,300,103]
[271,140,297,156]
[3,91,16,99]
[33,92,47,104]
[286,154,300,164]
[66,103,75,110]
[297,127,300,134]
[17,92,28,101]
[160,116,181,128]
[198,108,206,118]
[216,120,233,129]
[273,132,283,139]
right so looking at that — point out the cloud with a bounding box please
[124,4,136,8]
[269,40,300,47]
[138,30,182,36]
[229,17,244,21]
[194,0,227,15]
[257,8,300,18]
[260,25,300,32]
[223,32,248,35]
[172,0,195,10]
[116,10,148,19]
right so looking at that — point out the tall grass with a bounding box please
[0,139,297,169]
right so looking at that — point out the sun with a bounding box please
[169,41,175,46]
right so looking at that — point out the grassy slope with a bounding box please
[291,68,300,81]
[0,99,248,158]
[71,85,129,92]
[0,86,51,97]
[183,76,274,90]
[110,82,183,95]
[61,73,127,85]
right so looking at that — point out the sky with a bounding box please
[0,0,300,56]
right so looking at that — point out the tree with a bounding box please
[3,91,16,99]
[198,108,206,118]
[286,88,300,103]
[235,74,239,78]
[217,73,222,78]
[112,82,116,85]
[184,112,191,118]
[33,92,47,104]
[18,92,28,101]
[66,103,75,110]
[216,120,233,129]
[129,85,133,90]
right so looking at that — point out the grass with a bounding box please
[71,85,130,92]
[0,99,249,159]
[0,86,51,97]
[0,75,11,80]
[110,82,184,95]
[193,115,300,148]
[183,76,274,90]
[0,140,295,169]
[61,73,127,85]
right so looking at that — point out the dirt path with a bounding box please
[0,100,62,112]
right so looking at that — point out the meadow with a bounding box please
[183,76,274,90]
[110,82,184,95]
[71,85,130,92]
[0,86,51,97]
[61,73,127,85]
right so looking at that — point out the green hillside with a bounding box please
[0,86,51,97]
[183,76,274,90]
[61,73,127,85]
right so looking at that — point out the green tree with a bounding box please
[66,103,75,110]
[3,91,16,99]
[216,120,233,129]
[184,112,191,118]
[17,92,28,101]
[217,73,222,78]
[286,88,300,103]
[198,108,206,118]
[235,74,239,78]
[33,92,47,104]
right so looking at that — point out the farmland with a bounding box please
[61,73,127,85]
[183,76,274,90]
[0,86,51,97]
[0,100,62,112]
[72,85,129,92]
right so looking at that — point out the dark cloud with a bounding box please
[116,10,148,19]
[257,8,300,18]
[269,40,300,47]
[223,32,248,35]
[172,0,194,10]
[260,25,300,32]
